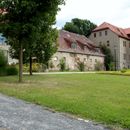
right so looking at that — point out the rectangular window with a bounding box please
[94,33,96,38]
[123,41,126,47]
[123,54,126,60]
[99,32,102,36]
[107,41,110,47]
[105,31,108,36]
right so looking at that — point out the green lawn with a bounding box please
[0,74,130,129]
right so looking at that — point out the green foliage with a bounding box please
[49,61,55,69]
[94,61,104,71]
[23,63,47,72]
[121,69,127,73]
[59,58,66,71]
[100,44,113,71]
[0,67,7,76]
[0,50,7,67]
[0,0,65,81]
[32,63,41,72]
[108,62,115,71]
[77,61,85,71]
[6,66,18,75]
[63,18,97,37]
[35,28,58,67]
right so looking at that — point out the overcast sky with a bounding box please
[56,0,130,29]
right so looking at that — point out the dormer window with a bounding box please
[71,42,77,49]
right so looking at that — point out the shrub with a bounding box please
[59,58,66,71]
[77,61,85,71]
[108,62,115,71]
[49,61,54,70]
[6,66,18,75]
[121,69,127,73]
[0,67,7,76]
[95,61,104,71]
[0,50,7,67]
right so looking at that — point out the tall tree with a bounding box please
[0,0,65,82]
[63,18,97,37]
[100,44,113,71]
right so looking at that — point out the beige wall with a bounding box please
[119,38,130,69]
[51,51,104,71]
[89,29,130,70]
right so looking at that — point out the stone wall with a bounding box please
[51,51,104,71]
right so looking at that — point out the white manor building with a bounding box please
[89,22,130,70]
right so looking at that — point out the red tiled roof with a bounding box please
[58,30,104,57]
[93,22,130,40]
[124,28,130,35]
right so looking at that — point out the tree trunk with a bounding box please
[29,56,33,75]
[19,43,23,82]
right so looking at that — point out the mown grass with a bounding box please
[0,74,130,129]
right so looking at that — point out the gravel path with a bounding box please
[0,94,109,130]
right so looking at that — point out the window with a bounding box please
[94,33,96,38]
[84,58,87,62]
[107,41,110,47]
[129,43,130,48]
[90,59,92,62]
[105,31,108,36]
[99,42,102,45]
[123,54,126,60]
[107,43,110,46]
[123,41,126,47]
[129,55,130,60]
[99,32,102,37]
[71,42,77,49]
[95,59,97,62]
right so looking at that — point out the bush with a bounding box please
[0,67,7,76]
[77,61,85,71]
[59,58,66,71]
[121,69,127,73]
[6,66,18,75]
[95,61,104,71]
[108,62,115,71]
[0,51,7,67]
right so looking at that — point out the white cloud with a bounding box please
[56,0,130,28]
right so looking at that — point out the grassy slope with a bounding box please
[0,74,130,129]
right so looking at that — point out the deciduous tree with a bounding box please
[63,18,97,37]
[0,0,65,82]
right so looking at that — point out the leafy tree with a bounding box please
[0,0,65,82]
[100,44,113,71]
[63,18,97,37]
[0,50,7,67]
[35,28,58,69]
